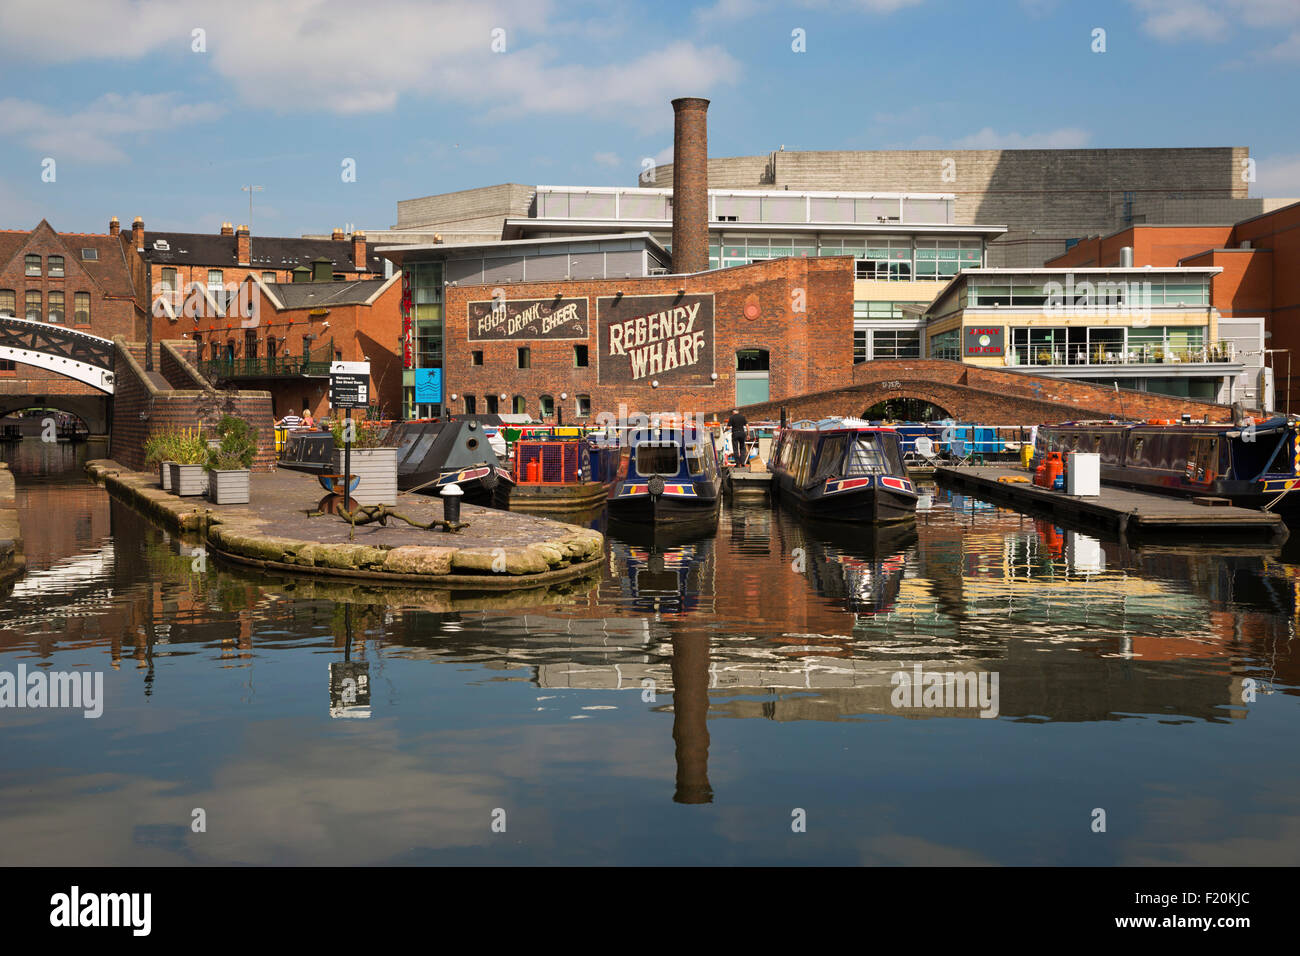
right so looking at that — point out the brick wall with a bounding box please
[110,338,277,471]
[720,359,1237,424]
[442,256,855,420]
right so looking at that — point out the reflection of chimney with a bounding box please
[236,225,250,265]
[670,97,710,275]
[671,631,713,804]
[352,231,367,273]
[132,216,144,251]
[221,222,234,236]
[109,216,120,237]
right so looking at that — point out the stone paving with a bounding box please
[85,461,604,587]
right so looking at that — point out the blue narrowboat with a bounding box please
[607,424,725,527]
[770,418,918,523]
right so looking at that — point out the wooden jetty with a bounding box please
[726,468,773,501]
[936,464,1288,544]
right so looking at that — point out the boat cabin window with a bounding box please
[845,433,903,475]
[637,443,680,476]
[685,445,706,475]
[813,435,848,482]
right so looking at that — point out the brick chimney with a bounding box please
[332,227,345,241]
[351,231,367,272]
[236,224,250,266]
[132,216,144,251]
[670,97,710,275]
[109,216,120,237]
[221,222,234,236]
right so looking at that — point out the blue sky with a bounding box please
[2,0,1298,238]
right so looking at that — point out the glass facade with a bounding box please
[404,261,444,419]
[705,235,984,274]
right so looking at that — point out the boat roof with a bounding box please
[785,416,898,433]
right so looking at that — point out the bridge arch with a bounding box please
[0,396,110,435]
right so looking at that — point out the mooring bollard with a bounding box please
[441,482,463,525]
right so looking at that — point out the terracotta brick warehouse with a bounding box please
[442,256,855,420]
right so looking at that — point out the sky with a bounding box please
[2,0,1298,238]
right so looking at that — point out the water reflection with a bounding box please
[1,458,1299,865]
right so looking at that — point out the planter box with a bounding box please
[159,460,176,491]
[332,447,398,506]
[208,469,250,505]
[168,462,209,497]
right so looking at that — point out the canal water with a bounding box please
[2,438,1298,866]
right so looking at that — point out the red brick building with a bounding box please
[1048,201,1300,408]
[439,256,854,421]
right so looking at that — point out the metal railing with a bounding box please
[200,353,331,381]
[1007,343,1236,367]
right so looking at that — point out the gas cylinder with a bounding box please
[1045,452,1064,490]
[526,458,541,483]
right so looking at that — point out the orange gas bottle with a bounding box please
[526,458,541,483]
[1044,452,1065,489]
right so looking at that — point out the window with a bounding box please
[486,394,499,414]
[539,395,554,418]
[47,291,64,323]
[576,394,591,417]
[813,435,848,481]
[464,395,477,414]
[517,347,530,369]
[637,443,680,476]
[1011,327,1067,365]
[160,268,178,292]
[0,290,14,317]
[25,255,43,277]
[471,350,483,366]
[855,240,912,280]
[930,328,960,361]
[416,320,442,366]
[207,269,224,290]
[80,248,98,261]
[73,292,90,325]
[0,360,14,372]
[854,329,867,364]
[574,344,588,367]
[512,395,527,415]
[48,255,65,278]
[845,434,901,475]
[262,272,276,283]
[736,349,769,371]
[871,329,921,359]
[25,291,41,321]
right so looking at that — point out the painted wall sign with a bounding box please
[467,297,589,342]
[597,293,715,385]
[964,325,1005,356]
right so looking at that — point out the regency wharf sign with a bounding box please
[597,293,715,385]
[467,297,589,342]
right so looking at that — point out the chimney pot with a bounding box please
[352,231,367,272]
[332,228,345,240]
[109,216,120,236]
[220,222,234,236]
[132,217,144,251]
[236,225,251,265]
[670,97,710,274]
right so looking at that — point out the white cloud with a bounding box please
[952,127,1092,149]
[0,1,738,127]
[1130,0,1300,43]
[592,151,621,167]
[696,0,921,21]
[0,92,225,162]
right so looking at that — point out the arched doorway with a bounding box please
[863,397,953,421]
[736,348,769,406]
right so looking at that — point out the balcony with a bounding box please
[199,354,332,382]
[1005,344,1237,368]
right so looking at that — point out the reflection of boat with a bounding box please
[605,532,715,615]
[608,424,725,527]
[785,518,916,614]
[1036,417,1300,514]
[771,418,918,523]
[394,419,514,510]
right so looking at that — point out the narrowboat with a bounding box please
[277,428,335,474]
[393,418,514,510]
[509,430,625,513]
[607,424,725,527]
[1035,416,1300,515]
[770,418,918,523]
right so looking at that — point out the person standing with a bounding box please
[726,408,748,469]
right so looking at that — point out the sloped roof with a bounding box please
[270,277,395,309]
[143,231,385,274]
[0,222,137,299]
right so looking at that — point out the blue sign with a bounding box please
[414,367,442,403]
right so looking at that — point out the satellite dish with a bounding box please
[915,436,934,457]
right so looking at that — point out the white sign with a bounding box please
[331,360,371,376]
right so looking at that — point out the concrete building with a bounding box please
[921,266,1261,406]
[1047,200,1300,411]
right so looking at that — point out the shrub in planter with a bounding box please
[206,416,258,505]
[168,428,210,497]
[144,429,183,490]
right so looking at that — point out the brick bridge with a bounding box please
[725,359,1240,424]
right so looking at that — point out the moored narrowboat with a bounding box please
[607,424,725,527]
[1035,416,1300,515]
[770,418,918,523]
[393,419,514,510]
[510,431,625,513]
